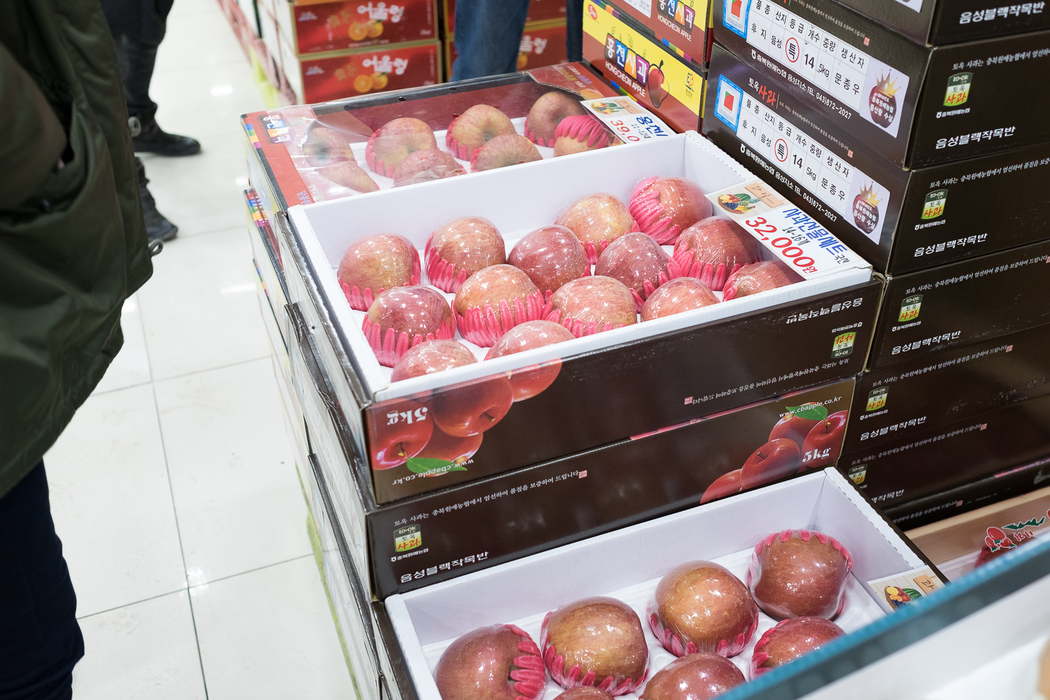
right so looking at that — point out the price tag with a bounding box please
[582,97,674,143]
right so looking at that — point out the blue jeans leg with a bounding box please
[0,462,84,700]
[451,0,532,80]
[566,0,584,62]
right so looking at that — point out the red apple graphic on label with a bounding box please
[371,400,433,470]
[701,469,742,504]
[800,411,848,469]
[769,403,827,449]
[431,375,515,437]
[411,426,484,476]
[647,61,669,109]
[506,360,563,402]
[868,73,898,129]
[740,439,802,490]
[852,183,881,235]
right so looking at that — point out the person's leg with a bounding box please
[451,0,532,81]
[566,0,584,63]
[135,157,178,243]
[0,463,84,700]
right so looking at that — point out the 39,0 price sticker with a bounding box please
[583,98,674,142]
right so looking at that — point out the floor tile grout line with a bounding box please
[186,553,317,590]
[76,586,192,621]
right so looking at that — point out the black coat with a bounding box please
[99,0,174,43]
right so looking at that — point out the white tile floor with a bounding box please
[44,0,356,696]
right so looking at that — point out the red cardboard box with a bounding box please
[442,0,567,33]
[273,0,437,54]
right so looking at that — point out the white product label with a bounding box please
[623,0,653,13]
[582,97,675,143]
[712,75,891,245]
[867,566,944,614]
[894,0,923,12]
[723,0,910,137]
[707,180,865,278]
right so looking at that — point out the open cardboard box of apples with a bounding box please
[375,468,942,700]
[284,130,880,505]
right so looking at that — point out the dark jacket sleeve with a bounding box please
[0,44,68,209]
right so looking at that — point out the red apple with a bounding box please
[430,375,515,437]
[800,410,848,469]
[700,470,742,504]
[362,286,456,367]
[365,117,438,177]
[556,193,638,265]
[317,160,380,193]
[650,561,759,658]
[748,529,854,620]
[392,148,465,187]
[426,216,507,293]
[486,320,575,360]
[722,260,803,301]
[641,277,719,321]
[641,652,745,700]
[508,225,590,298]
[673,217,762,291]
[739,438,802,490]
[415,425,483,466]
[300,123,355,167]
[554,688,614,700]
[369,400,433,470]
[542,597,649,694]
[768,403,826,449]
[454,265,547,347]
[553,114,617,156]
[435,624,546,700]
[750,617,845,678]
[594,232,680,311]
[446,104,517,160]
[524,89,589,146]
[389,339,477,382]
[337,233,421,311]
[505,360,563,401]
[628,176,712,245]
[471,133,543,173]
[547,276,638,337]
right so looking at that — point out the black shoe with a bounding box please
[136,159,178,243]
[131,115,201,156]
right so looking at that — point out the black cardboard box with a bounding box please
[840,394,1050,509]
[845,323,1050,453]
[832,0,1050,47]
[712,0,1050,168]
[702,42,1050,274]
[867,238,1050,370]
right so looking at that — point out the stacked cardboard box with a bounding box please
[700,0,1050,522]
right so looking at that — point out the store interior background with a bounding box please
[43,0,354,695]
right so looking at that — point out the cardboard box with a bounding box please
[446,20,570,75]
[284,132,876,504]
[602,0,712,69]
[583,0,707,133]
[867,238,1050,370]
[376,469,937,700]
[287,285,862,598]
[844,323,1050,454]
[712,0,1050,168]
[442,0,567,33]
[905,482,1050,581]
[703,42,1050,275]
[271,0,437,55]
[280,39,441,105]
[832,0,1050,47]
[242,65,630,210]
[839,394,1050,509]
[887,456,1050,530]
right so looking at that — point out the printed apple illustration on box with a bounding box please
[647,61,669,109]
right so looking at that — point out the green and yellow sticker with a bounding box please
[944,72,972,107]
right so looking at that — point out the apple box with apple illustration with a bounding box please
[281,130,877,505]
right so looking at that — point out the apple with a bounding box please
[594,232,680,311]
[365,117,438,177]
[435,624,546,700]
[628,177,712,245]
[552,114,616,156]
[389,339,477,382]
[641,653,745,700]
[557,193,638,265]
[641,277,719,321]
[362,286,456,367]
[316,160,380,193]
[739,438,802,490]
[673,217,762,291]
[548,276,638,337]
[471,133,543,172]
[486,320,576,360]
[392,148,465,187]
[800,410,848,469]
[722,260,803,301]
[505,360,564,402]
[750,617,845,678]
[748,529,854,620]
[554,688,614,700]
[369,399,433,469]
[426,217,507,293]
[768,403,826,449]
[337,233,421,311]
[446,104,517,160]
[508,225,590,298]
[414,425,483,467]
[699,469,741,504]
[524,89,589,146]
[650,561,759,657]
[454,265,547,347]
[430,375,515,437]
[300,123,355,167]
[542,596,649,694]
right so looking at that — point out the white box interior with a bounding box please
[383,469,926,699]
[288,132,873,403]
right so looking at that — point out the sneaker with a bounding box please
[136,159,178,243]
[131,115,201,157]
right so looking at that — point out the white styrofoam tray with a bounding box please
[382,469,927,700]
[288,132,874,404]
